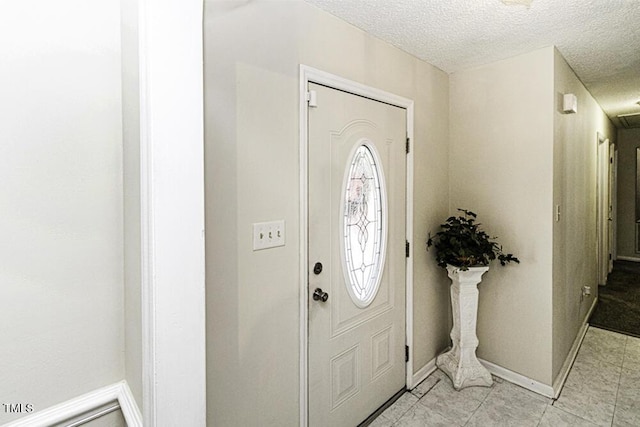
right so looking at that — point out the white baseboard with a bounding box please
[478,359,554,398]
[410,357,437,390]
[415,353,555,398]
[616,256,640,262]
[416,294,597,401]
[552,296,597,397]
[3,381,142,427]
[587,295,598,320]
[552,310,592,398]
[478,296,598,400]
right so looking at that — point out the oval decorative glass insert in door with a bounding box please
[341,143,387,308]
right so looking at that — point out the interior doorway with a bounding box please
[597,133,613,285]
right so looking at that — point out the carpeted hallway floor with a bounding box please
[589,260,640,338]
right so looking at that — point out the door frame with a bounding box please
[596,132,610,285]
[608,143,616,272]
[612,147,618,262]
[299,65,415,426]
[137,0,206,424]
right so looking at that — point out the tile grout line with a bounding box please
[595,330,626,427]
[610,336,628,427]
[405,377,440,425]
[461,377,499,426]
[551,403,614,427]
[381,373,431,426]
[535,404,551,427]
[551,328,623,426]
[413,377,441,400]
[390,376,443,426]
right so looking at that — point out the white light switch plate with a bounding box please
[253,220,285,250]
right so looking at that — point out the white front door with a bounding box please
[307,83,407,427]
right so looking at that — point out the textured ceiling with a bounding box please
[304,0,640,128]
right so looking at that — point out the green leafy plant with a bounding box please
[427,209,520,270]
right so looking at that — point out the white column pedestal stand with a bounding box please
[436,265,493,390]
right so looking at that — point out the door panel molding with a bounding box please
[332,302,393,339]
[299,65,415,426]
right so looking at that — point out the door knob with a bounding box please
[313,262,323,275]
[313,288,329,302]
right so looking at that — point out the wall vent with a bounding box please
[618,113,640,128]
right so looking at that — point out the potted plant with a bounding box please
[427,209,519,390]
[427,209,519,270]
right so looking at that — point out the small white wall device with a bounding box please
[563,93,578,114]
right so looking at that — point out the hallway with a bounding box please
[590,261,640,338]
[372,327,640,426]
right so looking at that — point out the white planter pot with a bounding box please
[436,264,493,390]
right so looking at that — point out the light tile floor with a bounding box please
[371,327,640,427]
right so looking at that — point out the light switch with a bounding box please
[253,220,285,250]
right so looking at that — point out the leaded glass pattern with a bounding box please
[342,144,386,307]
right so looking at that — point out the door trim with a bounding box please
[612,148,618,262]
[299,65,415,426]
[608,143,616,272]
[596,132,610,285]
[138,0,206,424]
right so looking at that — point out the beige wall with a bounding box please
[450,46,616,387]
[0,1,124,423]
[450,47,556,385]
[616,128,640,259]
[551,49,616,380]
[204,0,450,425]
